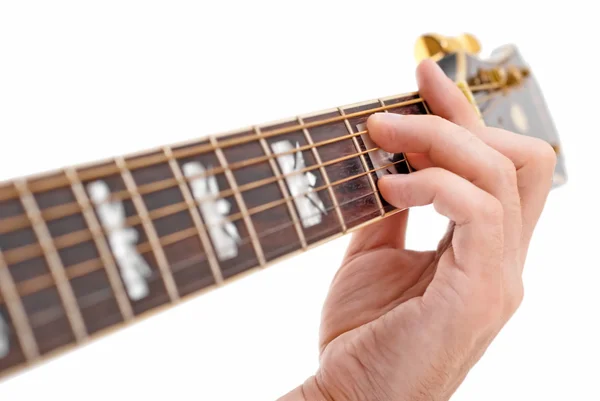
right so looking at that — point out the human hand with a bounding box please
[280,59,557,401]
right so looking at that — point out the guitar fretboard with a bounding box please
[0,91,431,377]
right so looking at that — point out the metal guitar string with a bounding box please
[0,82,501,233]
[8,156,408,300]
[22,181,404,334]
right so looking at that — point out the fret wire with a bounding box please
[338,107,385,217]
[422,100,432,115]
[209,136,267,267]
[115,157,180,302]
[2,147,398,267]
[298,116,347,233]
[163,146,224,285]
[0,248,40,361]
[256,126,308,250]
[377,99,389,112]
[13,180,88,342]
[0,83,503,204]
[378,98,413,174]
[65,168,135,321]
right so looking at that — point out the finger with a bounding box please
[405,152,432,171]
[476,127,556,251]
[416,59,482,130]
[406,128,556,253]
[379,168,504,279]
[416,58,554,254]
[367,113,521,254]
[344,209,409,258]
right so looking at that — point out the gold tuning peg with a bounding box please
[414,33,481,62]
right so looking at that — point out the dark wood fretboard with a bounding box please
[0,91,441,377]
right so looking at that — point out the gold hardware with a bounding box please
[456,80,483,121]
[469,65,530,89]
[414,33,481,62]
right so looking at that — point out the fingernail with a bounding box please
[379,173,408,186]
[368,112,402,125]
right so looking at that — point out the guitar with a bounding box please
[0,33,567,380]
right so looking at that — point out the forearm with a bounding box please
[278,376,330,401]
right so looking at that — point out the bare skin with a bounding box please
[279,59,557,401]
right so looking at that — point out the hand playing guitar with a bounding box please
[280,60,557,401]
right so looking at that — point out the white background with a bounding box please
[0,1,598,400]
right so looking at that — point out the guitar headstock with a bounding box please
[415,33,567,187]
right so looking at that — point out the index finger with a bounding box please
[416,59,483,130]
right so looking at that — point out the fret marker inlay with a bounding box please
[88,181,151,301]
[271,140,326,228]
[0,313,8,358]
[357,123,404,179]
[183,162,240,261]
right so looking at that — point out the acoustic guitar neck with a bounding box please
[0,33,567,379]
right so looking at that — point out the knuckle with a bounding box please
[430,114,448,126]
[491,155,518,188]
[429,166,449,180]
[505,282,525,315]
[458,126,481,148]
[474,195,504,224]
[531,138,558,171]
[428,167,451,190]
[433,116,466,140]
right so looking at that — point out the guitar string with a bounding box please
[1,85,508,350]
[1,141,401,266]
[0,90,508,286]
[4,158,408,301]
[1,88,510,306]
[0,87,500,244]
[0,81,501,208]
[0,127,379,235]
[0,88,504,292]
[0,96,429,233]
[0,81,499,204]
[0,95,423,205]
[23,188,396,332]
